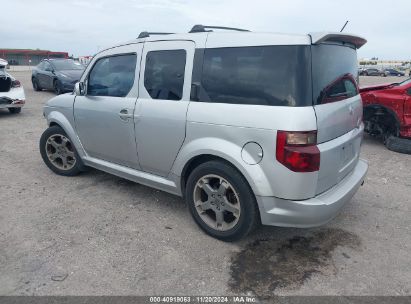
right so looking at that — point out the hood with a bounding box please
[57,69,84,81]
[359,83,394,93]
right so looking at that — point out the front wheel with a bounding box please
[53,80,63,95]
[32,78,42,91]
[39,126,84,176]
[185,160,259,241]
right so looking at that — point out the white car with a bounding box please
[0,59,25,114]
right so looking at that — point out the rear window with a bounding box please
[199,46,312,107]
[312,44,359,105]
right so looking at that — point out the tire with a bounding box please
[386,136,411,154]
[32,78,41,91]
[185,160,259,241]
[39,125,85,176]
[8,107,21,114]
[53,80,63,95]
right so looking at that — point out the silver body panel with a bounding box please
[314,95,364,194]
[42,31,368,228]
[135,40,197,176]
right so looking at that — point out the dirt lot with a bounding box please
[0,72,410,297]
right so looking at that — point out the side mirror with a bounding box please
[74,82,85,96]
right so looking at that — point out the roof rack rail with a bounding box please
[138,31,175,39]
[189,25,250,33]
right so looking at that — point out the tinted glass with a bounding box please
[52,60,84,71]
[312,44,359,104]
[322,76,359,104]
[199,46,311,106]
[37,62,45,70]
[43,62,52,71]
[87,54,137,97]
[144,50,186,101]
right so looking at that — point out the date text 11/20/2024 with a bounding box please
[149,296,257,303]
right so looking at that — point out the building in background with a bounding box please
[77,55,93,66]
[0,49,68,66]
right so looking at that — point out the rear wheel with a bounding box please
[185,160,259,241]
[8,107,21,114]
[39,126,84,176]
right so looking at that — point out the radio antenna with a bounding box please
[340,20,349,32]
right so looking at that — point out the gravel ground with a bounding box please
[0,73,410,297]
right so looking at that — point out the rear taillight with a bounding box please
[276,130,320,172]
[11,80,21,88]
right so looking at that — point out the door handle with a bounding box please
[119,109,133,121]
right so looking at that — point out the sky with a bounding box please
[1,0,410,60]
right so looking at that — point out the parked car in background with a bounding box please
[32,59,85,94]
[0,59,25,114]
[381,68,405,77]
[361,78,411,153]
[359,68,382,76]
[39,27,368,241]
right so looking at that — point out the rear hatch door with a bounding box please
[311,43,364,194]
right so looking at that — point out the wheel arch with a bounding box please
[171,138,273,197]
[46,110,86,158]
[363,104,401,135]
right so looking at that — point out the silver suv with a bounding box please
[40,25,368,241]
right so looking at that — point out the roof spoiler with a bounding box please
[309,32,367,49]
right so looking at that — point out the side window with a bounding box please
[199,46,311,106]
[44,62,52,71]
[144,50,186,101]
[321,75,359,104]
[87,54,137,97]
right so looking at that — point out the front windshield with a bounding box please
[52,60,84,71]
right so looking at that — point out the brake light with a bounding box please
[276,131,320,172]
[11,80,21,88]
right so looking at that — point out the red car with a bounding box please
[360,78,411,153]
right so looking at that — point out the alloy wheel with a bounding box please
[193,174,241,231]
[54,82,61,95]
[45,134,76,170]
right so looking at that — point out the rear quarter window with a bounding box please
[312,44,359,104]
[198,46,312,107]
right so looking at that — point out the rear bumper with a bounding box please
[256,159,368,228]
[0,87,26,108]
[0,98,25,109]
